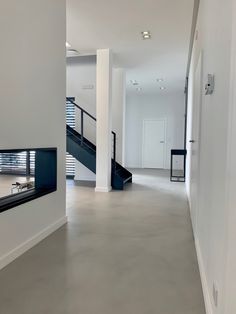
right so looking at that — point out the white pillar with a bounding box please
[95,49,113,192]
[112,68,126,166]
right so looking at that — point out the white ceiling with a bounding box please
[66,0,194,95]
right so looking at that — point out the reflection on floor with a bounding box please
[0,169,205,314]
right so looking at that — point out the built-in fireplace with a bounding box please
[0,148,57,213]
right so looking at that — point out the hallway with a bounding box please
[0,170,205,314]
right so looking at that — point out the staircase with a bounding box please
[66,98,132,190]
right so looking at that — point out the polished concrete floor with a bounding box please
[0,169,205,314]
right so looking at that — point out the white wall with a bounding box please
[112,68,126,165]
[125,92,185,169]
[67,56,97,117]
[0,0,66,269]
[186,0,236,313]
[67,56,97,181]
[67,56,97,143]
[224,4,236,310]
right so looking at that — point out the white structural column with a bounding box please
[112,68,126,166]
[95,49,113,192]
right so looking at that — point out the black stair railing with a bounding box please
[66,97,117,165]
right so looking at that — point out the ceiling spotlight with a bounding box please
[157,78,164,82]
[160,86,166,90]
[141,31,151,40]
[66,49,80,57]
[66,42,71,48]
[130,80,139,86]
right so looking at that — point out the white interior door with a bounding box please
[189,52,202,234]
[142,119,165,169]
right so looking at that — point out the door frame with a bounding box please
[189,51,203,235]
[142,118,167,169]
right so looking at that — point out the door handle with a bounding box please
[189,140,195,143]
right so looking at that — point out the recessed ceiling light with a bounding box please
[66,42,71,48]
[130,80,139,86]
[160,86,166,90]
[66,49,80,57]
[141,31,151,40]
[157,78,164,82]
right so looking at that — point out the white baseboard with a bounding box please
[75,176,96,181]
[0,216,67,270]
[195,238,214,314]
[126,166,140,169]
[125,166,170,170]
[95,186,112,192]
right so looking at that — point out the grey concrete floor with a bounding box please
[0,169,205,314]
